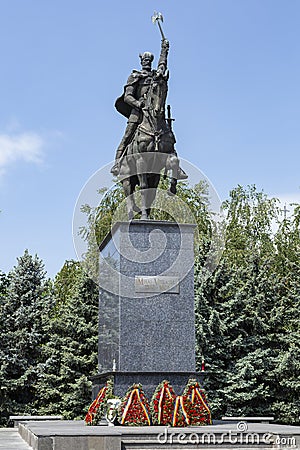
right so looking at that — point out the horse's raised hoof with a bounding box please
[177,167,188,180]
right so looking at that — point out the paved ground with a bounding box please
[0,428,32,450]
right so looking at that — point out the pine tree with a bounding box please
[194,259,229,417]
[270,206,300,423]
[195,186,300,423]
[0,251,52,423]
[0,271,10,425]
[220,256,277,416]
[35,261,99,418]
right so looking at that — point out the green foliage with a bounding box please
[195,185,300,424]
[34,261,99,419]
[0,251,53,425]
[0,184,299,426]
[0,271,10,426]
[222,185,280,263]
[78,182,299,424]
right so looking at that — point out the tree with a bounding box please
[270,205,300,423]
[0,251,52,424]
[0,271,10,425]
[35,261,99,418]
[195,185,300,423]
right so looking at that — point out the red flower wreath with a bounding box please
[84,379,113,426]
[119,383,151,426]
[183,378,212,425]
[150,380,176,425]
[172,395,192,427]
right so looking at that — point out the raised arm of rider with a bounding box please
[157,39,169,73]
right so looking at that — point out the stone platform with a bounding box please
[18,420,300,449]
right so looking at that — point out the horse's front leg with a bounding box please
[122,178,135,220]
[135,153,147,189]
[138,175,150,220]
[135,150,150,219]
[140,192,149,220]
[145,174,161,216]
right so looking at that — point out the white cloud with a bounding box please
[0,132,44,173]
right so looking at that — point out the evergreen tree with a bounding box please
[0,271,10,425]
[220,256,277,416]
[0,251,52,424]
[195,185,300,423]
[194,260,229,417]
[35,261,99,418]
[270,206,300,423]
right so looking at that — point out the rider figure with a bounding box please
[111,39,187,180]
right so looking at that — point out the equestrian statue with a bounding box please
[111,12,187,220]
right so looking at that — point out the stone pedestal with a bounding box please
[92,220,202,399]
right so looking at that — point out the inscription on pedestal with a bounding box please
[135,276,179,294]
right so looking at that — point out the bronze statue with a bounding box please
[111,13,187,220]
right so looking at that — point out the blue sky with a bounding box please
[0,0,299,277]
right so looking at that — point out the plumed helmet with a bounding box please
[139,52,154,62]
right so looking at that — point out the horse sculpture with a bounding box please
[118,71,181,220]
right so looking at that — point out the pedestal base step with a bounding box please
[91,371,205,400]
[18,421,300,450]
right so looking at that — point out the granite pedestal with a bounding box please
[93,220,202,399]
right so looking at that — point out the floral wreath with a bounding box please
[150,380,176,425]
[183,378,212,425]
[85,378,113,426]
[118,383,151,426]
